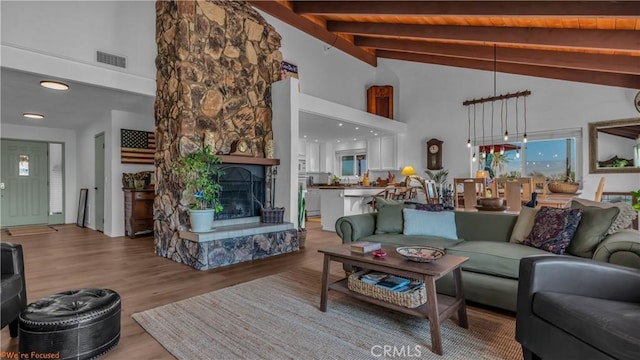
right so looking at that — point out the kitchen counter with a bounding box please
[319,187,381,231]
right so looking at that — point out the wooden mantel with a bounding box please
[218,155,280,166]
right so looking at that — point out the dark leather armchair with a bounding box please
[1,242,27,337]
[516,256,640,360]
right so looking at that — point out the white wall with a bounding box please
[377,58,640,199]
[1,124,78,223]
[259,11,376,111]
[598,133,635,161]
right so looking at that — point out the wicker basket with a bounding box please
[348,271,426,308]
[260,207,284,223]
[548,181,579,194]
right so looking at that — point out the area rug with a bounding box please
[132,268,522,360]
[6,225,57,236]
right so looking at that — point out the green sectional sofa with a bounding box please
[335,209,640,312]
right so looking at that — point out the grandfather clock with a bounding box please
[367,85,393,119]
[427,138,443,170]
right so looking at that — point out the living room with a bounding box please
[2,1,639,359]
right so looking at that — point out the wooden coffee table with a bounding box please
[318,244,469,355]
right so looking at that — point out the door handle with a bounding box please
[95,187,98,190]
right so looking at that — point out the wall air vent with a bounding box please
[96,51,126,68]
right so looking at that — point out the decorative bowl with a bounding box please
[396,246,445,263]
[477,197,505,208]
[548,182,579,194]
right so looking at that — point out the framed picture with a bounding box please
[77,188,88,227]
[601,191,638,230]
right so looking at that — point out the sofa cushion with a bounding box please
[360,234,464,250]
[533,291,640,360]
[446,241,552,279]
[402,208,458,240]
[0,274,23,305]
[510,207,539,244]
[524,207,583,254]
[455,211,518,243]
[375,204,415,234]
[567,202,620,258]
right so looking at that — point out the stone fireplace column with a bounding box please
[154,0,282,267]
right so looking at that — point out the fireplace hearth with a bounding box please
[216,165,265,220]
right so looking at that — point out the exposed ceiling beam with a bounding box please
[377,50,640,89]
[355,37,640,75]
[248,1,377,66]
[328,22,640,52]
[294,1,640,17]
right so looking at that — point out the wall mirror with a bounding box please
[589,118,640,173]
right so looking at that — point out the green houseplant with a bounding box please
[297,183,306,248]
[171,145,225,232]
[632,190,640,211]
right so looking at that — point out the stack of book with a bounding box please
[350,241,382,254]
[357,272,424,293]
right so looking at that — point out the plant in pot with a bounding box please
[632,190,640,211]
[297,183,306,248]
[171,145,225,232]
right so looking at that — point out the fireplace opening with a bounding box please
[215,165,265,220]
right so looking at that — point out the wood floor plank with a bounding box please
[0,222,343,359]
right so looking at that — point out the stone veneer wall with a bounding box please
[154,0,282,264]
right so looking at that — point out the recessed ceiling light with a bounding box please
[353,138,357,141]
[303,135,307,138]
[40,80,69,91]
[23,113,44,119]
[370,130,374,133]
[338,123,343,126]
[337,140,341,143]
[355,127,359,130]
[314,139,318,142]
[374,133,378,136]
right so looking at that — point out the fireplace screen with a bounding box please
[216,165,265,220]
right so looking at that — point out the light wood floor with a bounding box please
[1,221,342,359]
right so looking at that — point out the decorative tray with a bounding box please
[474,205,509,212]
[396,246,445,263]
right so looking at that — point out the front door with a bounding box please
[0,140,49,226]
[94,133,105,232]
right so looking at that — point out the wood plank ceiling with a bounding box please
[250,1,640,89]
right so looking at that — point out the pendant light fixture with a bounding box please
[499,99,505,155]
[515,96,520,159]
[481,103,486,159]
[472,104,477,162]
[523,96,528,143]
[504,98,509,141]
[467,106,472,148]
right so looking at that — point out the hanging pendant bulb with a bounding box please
[472,153,477,162]
[500,146,505,155]
[523,133,528,143]
[481,151,486,159]
[490,146,495,154]
[516,150,520,158]
[504,131,509,141]
[467,139,471,148]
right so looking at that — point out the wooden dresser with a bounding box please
[123,189,154,238]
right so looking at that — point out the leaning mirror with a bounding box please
[589,118,640,173]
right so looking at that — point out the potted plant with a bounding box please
[632,190,640,211]
[297,183,306,248]
[171,145,225,232]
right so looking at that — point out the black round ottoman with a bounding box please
[19,288,121,360]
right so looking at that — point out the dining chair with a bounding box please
[531,178,547,198]
[493,178,531,212]
[454,178,485,210]
[594,177,606,202]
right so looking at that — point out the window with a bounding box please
[339,153,367,176]
[476,129,582,182]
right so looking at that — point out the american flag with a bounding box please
[121,129,155,164]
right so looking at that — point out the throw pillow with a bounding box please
[402,208,458,240]
[524,207,583,254]
[566,202,620,258]
[376,204,414,234]
[509,206,540,244]
[375,197,405,210]
[571,198,636,234]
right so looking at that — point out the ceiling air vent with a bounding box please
[96,51,126,68]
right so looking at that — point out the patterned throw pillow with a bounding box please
[523,207,583,254]
[405,202,445,212]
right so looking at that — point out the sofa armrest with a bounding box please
[1,242,27,305]
[592,229,640,269]
[335,213,377,244]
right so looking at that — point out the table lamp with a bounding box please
[401,165,417,186]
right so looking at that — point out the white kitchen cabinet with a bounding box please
[306,142,320,172]
[319,188,380,231]
[367,135,397,170]
[319,142,333,173]
[298,138,306,157]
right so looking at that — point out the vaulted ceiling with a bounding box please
[250,1,640,89]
